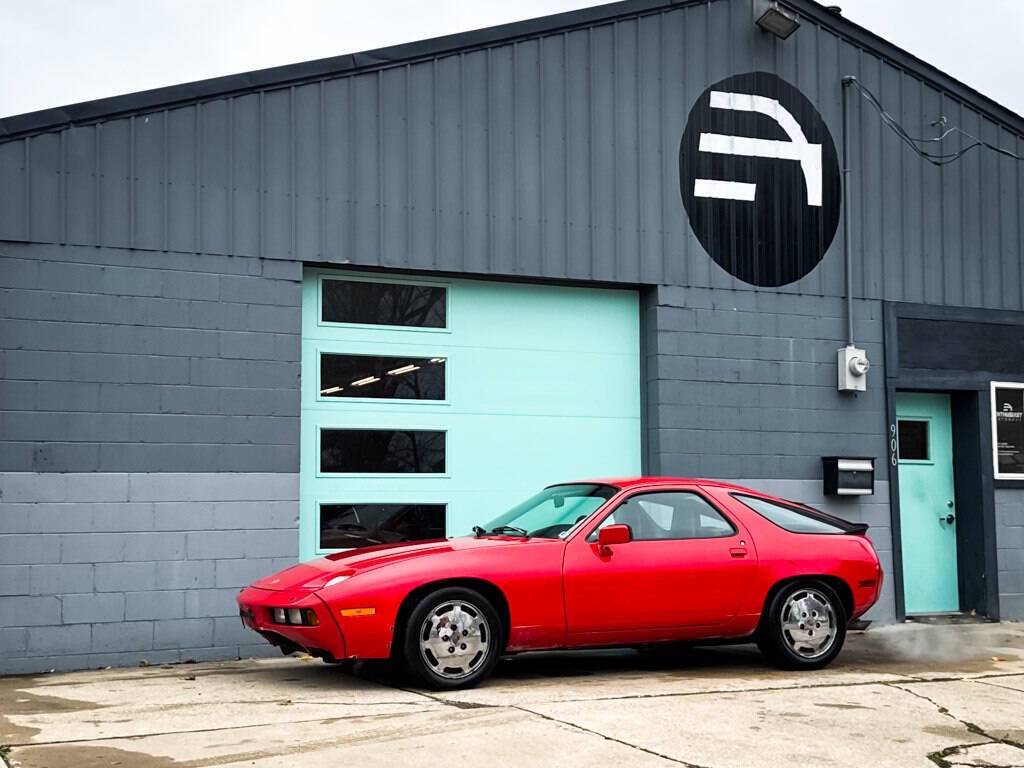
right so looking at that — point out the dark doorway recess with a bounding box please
[884,302,1018,621]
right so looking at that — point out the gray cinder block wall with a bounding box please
[0,243,302,673]
[996,489,1024,619]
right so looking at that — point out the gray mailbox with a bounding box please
[821,457,875,496]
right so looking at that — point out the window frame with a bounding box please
[316,273,452,333]
[314,348,452,406]
[896,417,933,465]
[316,425,450,478]
[585,488,739,543]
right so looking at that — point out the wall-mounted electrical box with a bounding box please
[838,345,870,391]
[822,456,875,496]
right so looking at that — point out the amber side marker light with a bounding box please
[339,608,376,617]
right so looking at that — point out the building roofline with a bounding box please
[1,0,1021,141]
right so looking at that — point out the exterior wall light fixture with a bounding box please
[756,2,800,39]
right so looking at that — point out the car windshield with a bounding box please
[481,484,617,539]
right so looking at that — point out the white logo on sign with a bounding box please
[694,90,823,207]
[1004,402,1015,412]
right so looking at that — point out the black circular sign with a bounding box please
[679,71,841,287]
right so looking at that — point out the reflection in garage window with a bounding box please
[320,503,446,549]
[321,278,446,328]
[320,428,446,473]
[320,353,445,400]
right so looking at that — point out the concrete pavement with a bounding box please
[1,622,1023,768]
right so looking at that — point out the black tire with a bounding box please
[757,580,847,670]
[401,587,503,690]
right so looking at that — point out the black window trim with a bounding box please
[317,272,451,332]
[585,487,739,543]
[731,493,869,535]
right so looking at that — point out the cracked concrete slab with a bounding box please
[2,623,1023,768]
[898,679,1024,743]
[524,682,991,767]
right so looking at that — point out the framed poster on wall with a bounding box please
[991,382,1024,480]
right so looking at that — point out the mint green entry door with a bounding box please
[895,392,959,614]
[299,269,642,561]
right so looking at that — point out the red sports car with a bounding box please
[237,478,882,689]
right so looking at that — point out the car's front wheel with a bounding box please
[758,580,847,669]
[401,587,502,689]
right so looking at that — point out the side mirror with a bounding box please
[597,524,631,555]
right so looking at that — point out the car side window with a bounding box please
[732,494,848,534]
[590,492,736,541]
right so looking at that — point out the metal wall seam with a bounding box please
[228,97,235,258]
[128,115,136,249]
[161,110,168,252]
[94,123,101,247]
[289,85,296,260]
[22,138,30,240]
[258,90,265,260]
[319,80,326,260]
[59,129,67,244]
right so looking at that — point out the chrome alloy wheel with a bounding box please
[418,600,490,680]
[780,588,837,659]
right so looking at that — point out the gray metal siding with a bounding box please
[0,242,301,473]
[0,0,1021,307]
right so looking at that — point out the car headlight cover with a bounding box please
[324,574,351,588]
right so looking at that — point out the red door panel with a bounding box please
[562,489,758,635]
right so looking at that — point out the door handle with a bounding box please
[729,547,748,558]
[941,513,955,524]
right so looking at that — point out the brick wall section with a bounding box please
[645,286,888,481]
[0,242,301,472]
[995,488,1024,620]
[0,472,298,674]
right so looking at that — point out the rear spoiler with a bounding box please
[784,499,870,535]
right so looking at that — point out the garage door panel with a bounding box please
[451,281,639,354]
[300,269,641,560]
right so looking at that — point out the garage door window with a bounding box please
[321,277,447,328]
[320,503,446,549]
[319,353,446,400]
[320,428,446,474]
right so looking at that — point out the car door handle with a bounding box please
[729,547,748,558]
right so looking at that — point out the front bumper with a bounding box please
[237,586,346,662]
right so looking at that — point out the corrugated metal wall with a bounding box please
[1,0,1022,308]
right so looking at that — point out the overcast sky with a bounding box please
[1,0,1022,119]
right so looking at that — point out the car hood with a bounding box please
[250,536,532,592]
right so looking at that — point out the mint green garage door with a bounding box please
[299,269,641,561]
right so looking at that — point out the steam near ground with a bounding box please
[858,621,1020,662]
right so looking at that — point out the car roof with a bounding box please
[565,476,758,492]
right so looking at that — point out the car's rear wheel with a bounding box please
[401,587,502,690]
[758,580,847,669]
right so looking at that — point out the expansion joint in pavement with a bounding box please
[512,704,713,768]
[882,682,1024,768]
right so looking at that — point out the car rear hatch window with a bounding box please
[732,493,869,535]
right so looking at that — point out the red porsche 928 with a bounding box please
[237,478,882,689]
